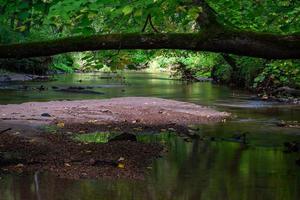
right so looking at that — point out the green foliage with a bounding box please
[234,57,266,88]
[0,0,299,94]
[211,62,232,84]
[50,54,74,73]
[253,60,300,90]
[147,51,220,79]
[208,0,300,34]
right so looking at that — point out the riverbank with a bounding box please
[0,97,230,179]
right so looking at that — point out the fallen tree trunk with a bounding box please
[273,87,300,97]
[0,29,299,59]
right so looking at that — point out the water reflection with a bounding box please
[0,72,300,200]
[1,133,300,200]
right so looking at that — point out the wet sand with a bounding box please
[0,97,230,179]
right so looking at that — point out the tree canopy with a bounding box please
[0,0,299,59]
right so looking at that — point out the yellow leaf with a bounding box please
[117,163,125,169]
[57,122,65,128]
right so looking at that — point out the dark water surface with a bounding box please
[0,72,300,200]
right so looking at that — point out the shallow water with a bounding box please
[0,72,300,200]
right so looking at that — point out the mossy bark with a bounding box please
[0,31,299,59]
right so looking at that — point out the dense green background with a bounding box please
[0,0,299,94]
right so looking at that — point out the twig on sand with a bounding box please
[0,128,12,134]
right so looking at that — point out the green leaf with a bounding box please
[134,9,143,17]
[122,5,133,15]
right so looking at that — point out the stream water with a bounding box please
[0,72,300,200]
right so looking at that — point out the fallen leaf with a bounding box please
[57,122,65,128]
[117,163,125,169]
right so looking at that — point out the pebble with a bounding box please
[168,128,176,132]
[64,163,71,167]
[41,113,51,117]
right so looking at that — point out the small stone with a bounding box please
[64,163,71,167]
[81,172,88,177]
[277,120,287,127]
[118,157,125,162]
[100,109,110,113]
[29,138,38,143]
[88,120,98,123]
[188,129,196,135]
[41,113,51,117]
[89,159,96,165]
[168,128,176,132]
[85,150,92,154]
[188,125,198,131]
[261,95,269,100]
[16,164,24,168]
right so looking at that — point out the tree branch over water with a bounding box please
[0,0,299,59]
[0,30,299,59]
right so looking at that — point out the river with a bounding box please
[0,72,299,200]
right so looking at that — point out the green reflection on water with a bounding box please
[73,131,177,144]
[1,72,300,200]
[1,134,299,200]
[74,132,114,143]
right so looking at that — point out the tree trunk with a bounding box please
[0,29,299,59]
